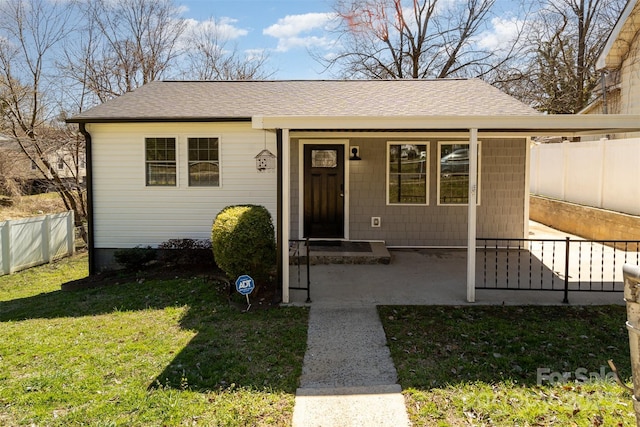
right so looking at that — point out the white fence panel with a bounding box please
[531,138,640,216]
[564,141,603,208]
[0,221,7,275]
[535,143,566,200]
[602,139,640,215]
[49,213,75,260]
[0,211,74,276]
[10,216,46,272]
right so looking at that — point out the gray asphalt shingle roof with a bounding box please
[68,79,539,122]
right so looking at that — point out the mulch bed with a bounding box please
[61,262,281,310]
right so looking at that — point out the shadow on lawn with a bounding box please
[0,270,308,394]
[378,305,632,390]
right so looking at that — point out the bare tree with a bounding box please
[0,145,25,197]
[183,18,272,80]
[0,0,87,236]
[496,0,626,113]
[321,0,524,79]
[72,0,187,101]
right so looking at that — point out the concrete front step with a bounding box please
[289,241,391,265]
[293,385,409,427]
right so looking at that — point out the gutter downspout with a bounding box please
[601,70,612,140]
[78,123,96,276]
[601,70,608,114]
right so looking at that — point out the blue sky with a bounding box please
[180,0,336,79]
[178,0,528,80]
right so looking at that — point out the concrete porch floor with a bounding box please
[287,222,632,307]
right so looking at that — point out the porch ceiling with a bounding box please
[253,114,640,137]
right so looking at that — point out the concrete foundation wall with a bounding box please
[530,195,640,241]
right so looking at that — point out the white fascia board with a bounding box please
[253,114,640,135]
[596,0,639,70]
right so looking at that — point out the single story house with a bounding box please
[67,79,640,303]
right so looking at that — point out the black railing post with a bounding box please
[305,237,311,303]
[563,237,570,304]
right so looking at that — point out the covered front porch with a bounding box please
[286,221,638,306]
[251,115,640,305]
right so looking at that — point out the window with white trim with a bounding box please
[145,137,176,186]
[188,137,220,187]
[387,142,429,205]
[438,141,480,205]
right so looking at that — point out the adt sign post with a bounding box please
[235,274,255,310]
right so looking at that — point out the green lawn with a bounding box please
[3,254,636,426]
[379,305,635,426]
[0,253,309,426]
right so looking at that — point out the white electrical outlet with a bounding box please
[371,217,381,227]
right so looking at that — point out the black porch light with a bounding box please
[350,146,361,161]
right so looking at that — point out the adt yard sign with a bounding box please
[235,275,255,296]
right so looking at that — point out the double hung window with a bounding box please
[188,137,219,187]
[438,142,480,205]
[387,142,429,205]
[145,137,176,186]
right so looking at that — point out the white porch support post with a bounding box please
[467,128,479,303]
[281,129,291,303]
[524,137,531,242]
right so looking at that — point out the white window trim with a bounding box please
[144,135,179,188]
[386,141,430,206]
[437,140,482,206]
[185,135,222,189]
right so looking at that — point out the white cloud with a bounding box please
[275,35,334,52]
[263,12,336,52]
[244,48,267,61]
[184,16,248,41]
[476,17,524,52]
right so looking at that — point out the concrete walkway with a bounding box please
[290,222,632,425]
[292,305,410,426]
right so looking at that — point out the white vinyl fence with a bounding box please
[0,211,75,276]
[530,138,640,216]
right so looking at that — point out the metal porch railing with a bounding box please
[477,237,640,303]
[289,239,311,303]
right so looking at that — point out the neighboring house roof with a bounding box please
[0,134,21,150]
[67,79,539,123]
[597,0,640,70]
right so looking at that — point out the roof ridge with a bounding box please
[159,78,472,83]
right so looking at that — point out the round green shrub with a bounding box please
[211,205,276,286]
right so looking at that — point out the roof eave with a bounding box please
[252,114,640,136]
[66,116,252,124]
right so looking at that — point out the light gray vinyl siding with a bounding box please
[88,122,277,248]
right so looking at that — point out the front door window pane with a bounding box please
[312,150,338,168]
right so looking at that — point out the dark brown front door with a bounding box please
[304,145,344,238]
